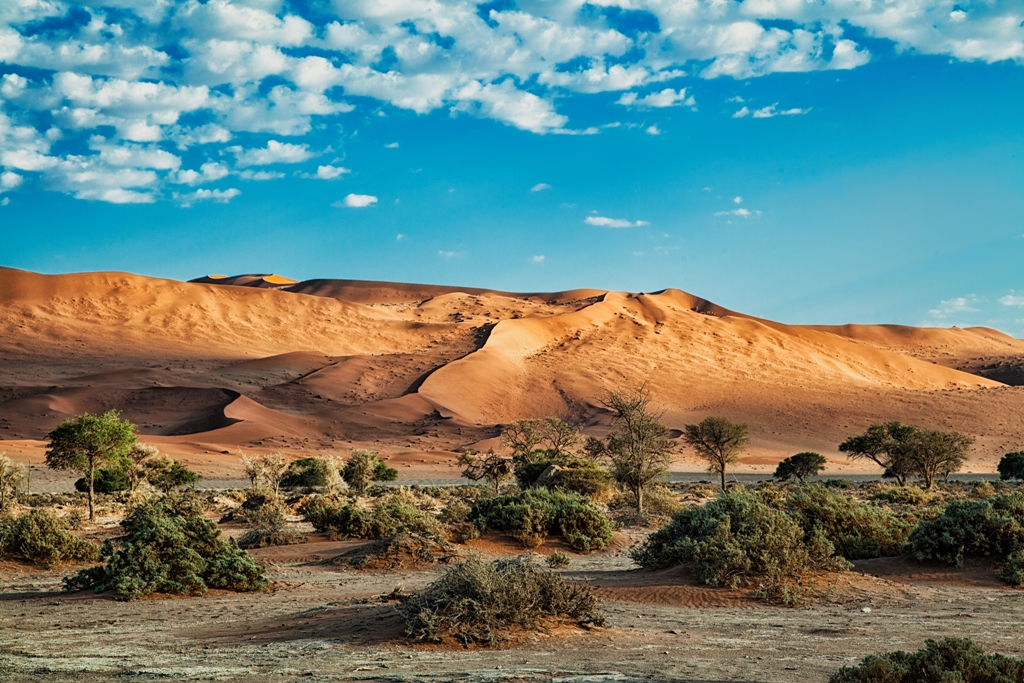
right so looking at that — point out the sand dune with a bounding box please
[2,266,1023,477]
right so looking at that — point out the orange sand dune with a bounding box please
[2,266,1023,478]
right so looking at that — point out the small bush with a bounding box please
[438,498,472,524]
[871,486,931,506]
[300,491,443,540]
[75,467,129,494]
[971,480,997,499]
[64,493,267,600]
[631,490,847,603]
[910,494,1024,581]
[546,551,571,568]
[0,509,99,568]
[533,459,616,502]
[828,637,1024,683]
[281,457,329,488]
[785,485,913,560]
[333,530,456,571]
[399,555,603,645]
[149,460,199,492]
[237,497,305,549]
[470,488,613,552]
[823,478,853,489]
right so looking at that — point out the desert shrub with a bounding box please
[74,466,130,494]
[534,459,616,503]
[774,452,827,482]
[823,478,853,489]
[149,460,199,492]
[299,492,442,540]
[999,547,1024,587]
[332,530,456,570]
[237,497,305,549]
[872,486,931,506]
[910,494,1024,575]
[0,509,99,568]
[828,637,1024,683]
[546,551,571,568]
[785,485,913,560]
[342,450,398,494]
[438,498,472,524]
[64,493,267,600]
[631,490,847,603]
[971,480,997,499]
[280,457,334,489]
[399,555,603,645]
[470,488,613,552]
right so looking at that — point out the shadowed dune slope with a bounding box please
[2,267,1023,474]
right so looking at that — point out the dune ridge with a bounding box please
[2,266,1023,476]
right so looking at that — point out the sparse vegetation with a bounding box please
[871,485,932,506]
[300,489,443,540]
[773,452,826,482]
[237,497,305,549]
[280,456,343,491]
[64,493,267,600]
[342,450,398,494]
[683,416,749,490]
[586,386,674,513]
[0,453,26,508]
[828,637,1024,683]
[399,555,603,645]
[546,550,571,568]
[998,452,1024,482]
[46,410,137,520]
[631,490,847,604]
[0,509,99,568]
[909,493,1024,585]
[470,488,614,552]
[840,423,972,489]
[532,458,616,502]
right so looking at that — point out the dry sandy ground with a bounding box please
[1,532,1022,683]
[3,267,1024,482]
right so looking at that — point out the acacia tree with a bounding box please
[684,417,749,490]
[46,410,137,521]
[501,419,544,461]
[588,386,673,513]
[908,430,973,490]
[459,449,515,493]
[998,452,1024,481]
[541,417,584,458]
[838,422,918,486]
[773,452,827,482]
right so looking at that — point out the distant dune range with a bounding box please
[2,266,1023,479]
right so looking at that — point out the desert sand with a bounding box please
[2,266,1023,482]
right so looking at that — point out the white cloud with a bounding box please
[752,103,811,118]
[384,142,399,149]
[531,183,551,192]
[316,165,351,180]
[645,125,661,135]
[999,292,1024,307]
[586,215,649,228]
[929,295,981,318]
[230,140,313,167]
[734,196,743,204]
[733,107,750,118]
[175,162,230,186]
[617,88,695,108]
[0,171,23,192]
[176,187,242,207]
[716,208,755,217]
[1,197,8,206]
[239,170,285,180]
[337,193,377,208]
[530,255,545,263]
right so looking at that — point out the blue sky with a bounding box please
[1,1,1023,332]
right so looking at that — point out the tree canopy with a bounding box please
[683,416,749,489]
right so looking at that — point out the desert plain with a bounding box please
[1,266,1023,682]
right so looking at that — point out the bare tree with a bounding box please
[124,443,160,492]
[541,417,583,457]
[589,386,674,513]
[683,416,749,490]
[259,453,288,496]
[501,419,544,460]
[240,453,264,492]
[459,449,515,493]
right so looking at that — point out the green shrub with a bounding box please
[342,451,398,493]
[773,452,826,482]
[0,509,99,568]
[546,551,571,568]
[399,556,603,645]
[299,491,443,540]
[470,488,613,552]
[823,478,853,489]
[872,486,931,506]
[438,498,472,524]
[74,467,129,494]
[281,457,330,488]
[237,497,305,549]
[535,459,616,503]
[631,490,846,603]
[64,493,267,600]
[999,547,1024,587]
[828,637,1024,683]
[149,461,199,492]
[785,485,913,560]
[910,493,1024,568]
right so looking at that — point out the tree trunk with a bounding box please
[922,470,934,490]
[720,467,727,490]
[635,485,644,514]
[88,457,95,521]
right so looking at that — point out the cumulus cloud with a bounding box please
[316,165,351,180]
[586,215,649,228]
[0,0,1020,204]
[999,292,1024,307]
[176,187,242,207]
[530,255,546,263]
[645,125,661,135]
[929,295,981,318]
[337,193,378,208]
[531,183,552,192]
